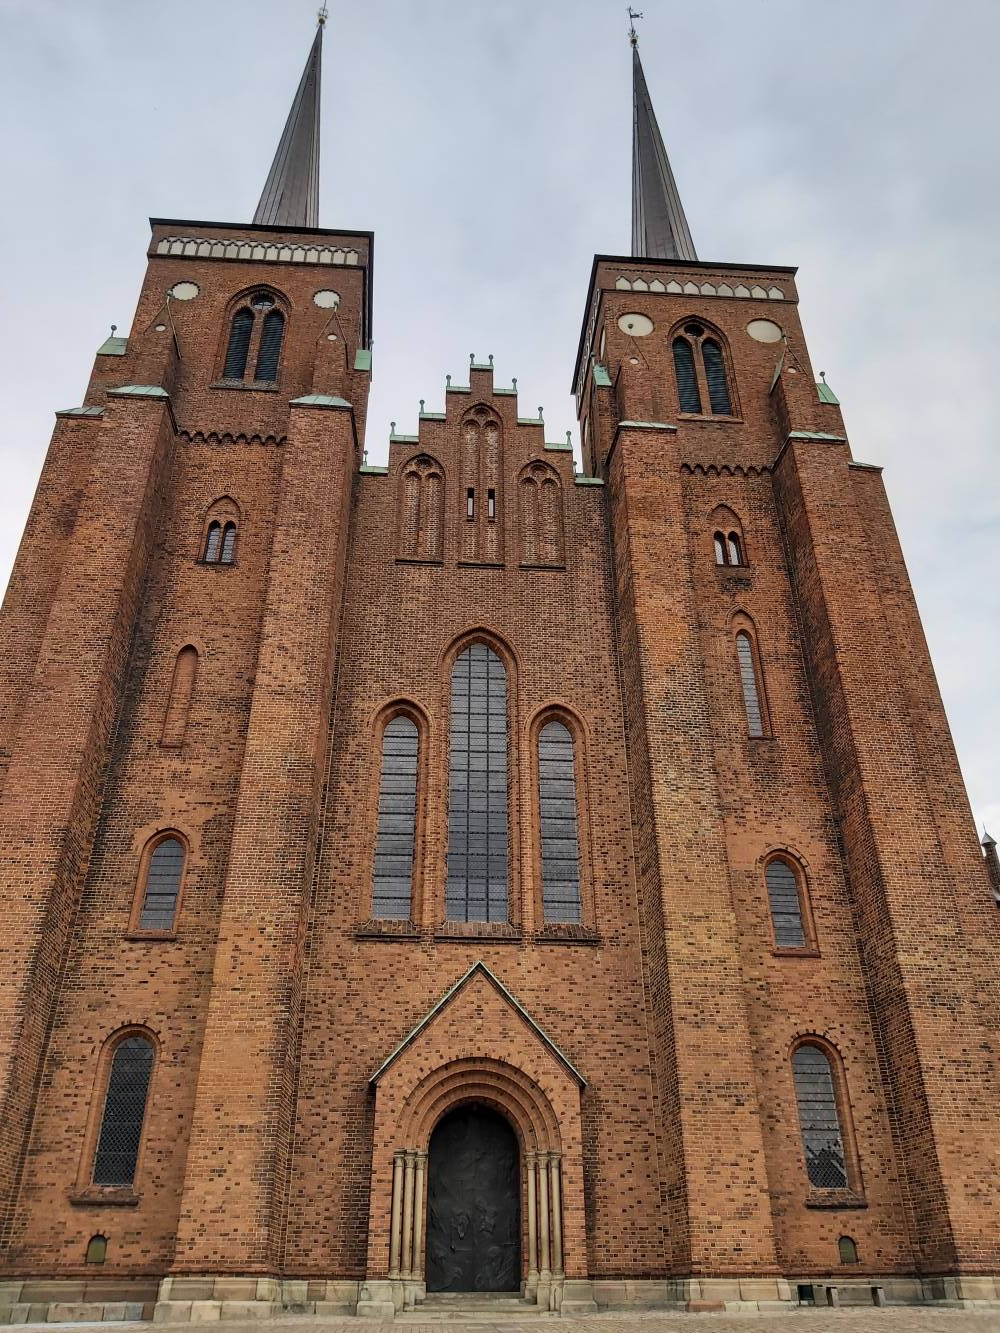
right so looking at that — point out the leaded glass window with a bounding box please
[447,645,508,922]
[372,716,418,920]
[92,1037,154,1187]
[727,532,743,565]
[204,521,222,563]
[766,859,806,948]
[792,1045,849,1190]
[539,721,582,923]
[138,837,185,931]
[220,522,237,564]
[714,533,727,565]
[736,631,765,737]
[673,338,701,413]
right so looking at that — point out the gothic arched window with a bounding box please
[220,521,237,564]
[372,715,419,920]
[673,337,702,414]
[204,521,222,563]
[735,629,766,737]
[134,835,186,933]
[255,308,285,382]
[538,720,581,923]
[223,308,254,379]
[447,644,508,923]
[673,322,735,417]
[702,338,732,415]
[765,857,808,949]
[221,292,285,385]
[791,1044,850,1190]
[92,1036,155,1187]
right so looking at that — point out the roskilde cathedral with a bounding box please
[1,13,999,1324]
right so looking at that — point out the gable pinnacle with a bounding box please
[630,26,697,262]
[253,21,323,228]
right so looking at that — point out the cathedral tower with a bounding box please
[0,15,997,1325]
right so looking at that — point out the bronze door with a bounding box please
[425,1105,520,1292]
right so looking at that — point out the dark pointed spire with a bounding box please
[253,14,324,228]
[983,829,1000,902]
[630,22,697,262]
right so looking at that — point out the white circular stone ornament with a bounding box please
[617,312,654,336]
[169,281,200,301]
[746,318,783,343]
[313,289,341,309]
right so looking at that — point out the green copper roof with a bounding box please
[787,429,846,443]
[290,393,351,409]
[359,464,389,474]
[55,405,104,418]
[575,476,605,486]
[354,348,372,372]
[97,336,127,356]
[108,384,168,399]
[616,419,677,431]
[816,378,840,405]
[592,362,612,388]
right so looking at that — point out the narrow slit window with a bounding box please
[372,716,418,920]
[220,522,237,564]
[255,308,285,382]
[447,644,508,923]
[702,339,732,415]
[727,532,743,565]
[673,338,702,413]
[467,488,475,519]
[137,837,185,932]
[203,522,222,563]
[223,308,253,380]
[92,1037,154,1187]
[766,859,806,948]
[736,631,765,737]
[714,533,727,565]
[539,721,582,923]
[487,488,496,521]
[792,1045,849,1190]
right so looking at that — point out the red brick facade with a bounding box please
[0,219,997,1320]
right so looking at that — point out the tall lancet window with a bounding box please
[221,292,285,385]
[538,721,582,923]
[371,715,419,920]
[447,644,509,922]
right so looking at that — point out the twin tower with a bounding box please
[0,15,998,1325]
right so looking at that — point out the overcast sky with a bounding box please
[0,0,997,837]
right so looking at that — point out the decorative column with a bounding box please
[537,1150,552,1304]
[525,1152,539,1295]
[412,1151,427,1282]
[400,1151,416,1279]
[548,1152,564,1276]
[388,1151,405,1279]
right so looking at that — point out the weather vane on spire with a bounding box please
[317,2,328,25]
[628,8,643,45]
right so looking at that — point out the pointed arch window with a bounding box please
[92,1036,155,1187]
[538,721,582,923]
[791,1044,849,1190]
[204,522,222,563]
[255,308,285,381]
[134,835,186,933]
[220,522,237,563]
[673,337,702,414]
[735,629,766,737]
[673,322,735,417]
[702,339,731,414]
[223,308,254,379]
[447,644,508,923]
[372,715,419,920]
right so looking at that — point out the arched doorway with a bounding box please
[425,1104,521,1292]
